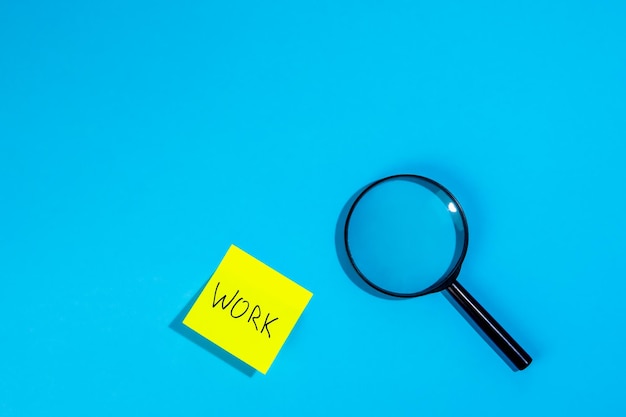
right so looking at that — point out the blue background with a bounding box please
[1,1,625,416]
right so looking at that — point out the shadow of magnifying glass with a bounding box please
[335,174,532,371]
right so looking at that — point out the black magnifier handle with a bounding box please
[446,281,532,371]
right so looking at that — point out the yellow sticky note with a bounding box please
[182,245,313,374]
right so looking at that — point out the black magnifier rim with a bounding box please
[343,174,470,298]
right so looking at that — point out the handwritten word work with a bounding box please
[211,282,278,338]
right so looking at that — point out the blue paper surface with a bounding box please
[1,1,625,416]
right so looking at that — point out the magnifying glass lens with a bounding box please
[346,178,460,295]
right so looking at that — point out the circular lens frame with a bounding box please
[344,174,470,298]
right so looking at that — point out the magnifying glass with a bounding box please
[343,174,532,370]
